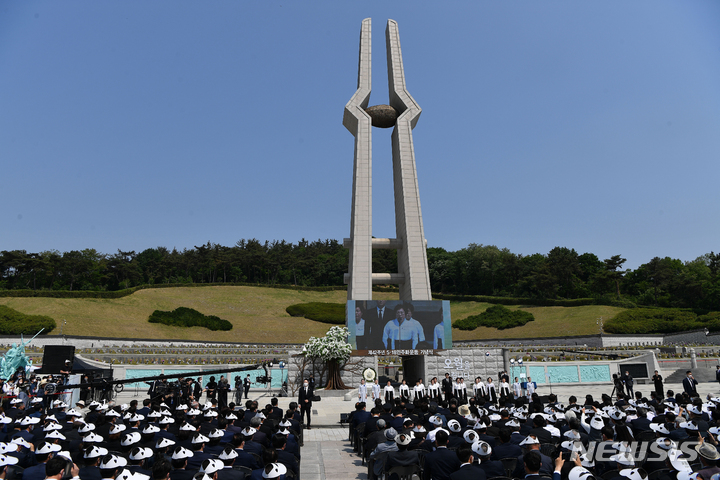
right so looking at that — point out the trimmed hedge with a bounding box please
[604,308,720,334]
[453,304,534,330]
[286,302,346,324]
[0,305,56,334]
[148,307,233,331]
[433,293,598,307]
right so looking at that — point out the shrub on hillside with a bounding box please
[453,304,534,331]
[148,307,232,331]
[286,302,345,324]
[604,308,709,334]
[0,305,56,334]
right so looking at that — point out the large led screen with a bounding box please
[346,300,452,355]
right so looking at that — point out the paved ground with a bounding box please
[301,428,367,480]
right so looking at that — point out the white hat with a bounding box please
[176,404,189,410]
[225,413,238,420]
[655,438,676,451]
[52,400,68,408]
[618,468,647,480]
[579,453,595,468]
[19,417,40,426]
[66,408,83,418]
[78,423,96,433]
[46,430,66,441]
[171,447,194,460]
[109,424,127,435]
[105,410,121,418]
[473,422,488,430]
[447,420,461,433]
[254,412,265,420]
[31,398,44,405]
[428,415,443,426]
[83,433,104,443]
[609,410,626,421]
[192,433,210,444]
[160,409,173,417]
[36,442,62,455]
[99,454,128,469]
[687,405,702,415]
[520,436,540,446]
[180,423,197,432]
[568,466,594,480]
[84,446,108,459]
[128,414,145,423]
[147,411,161,419]
[613,442,632,453]
[0,455,18,467]
[9,399,22,405]
[262,463,288,479]
[209,429,224,439]
[200,459,224,475]
[187,408,202,416]
[710,427,720,435]
[0,416,12,425]
[142,425,160,435]
[241,427,257,437]
[680,421,699,431]
[159,416,175,425]
[413,426,426,433]
[650,423,670,434]
[668,449,692,472]
[506,419,520,428]
[121,432,142,446]
[117,470,150,480]
[156,438,176,449]
[120,404,130,412]
[463,430,478,444]
[590,416,605,430]
[219,446,238,460]
[278,420,291,427]
[129,447,154,461]
[564,430,582,440]
[471,440,492,457]
[11,438,31,449]
[677,473,699,480]
[43,422,63,432]
[610,453,635,467]
[395,433,412,446]
[561,441,582,452]
[56,451,73,462]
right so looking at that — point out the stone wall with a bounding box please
[422,348,505,384]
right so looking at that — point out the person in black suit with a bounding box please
[422,430,461,480]
[683,371,698,395]
[441,373,453,402]
[272,434,298,477]
[298,378,314,429]
[243,375,252,401]
[365,300,390,350]
[450,446,486,480]
[385,432,420,480]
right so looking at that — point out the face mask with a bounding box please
[304,383,308,387]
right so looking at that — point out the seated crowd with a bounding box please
[0,396,302,480]
[348,385,720,480]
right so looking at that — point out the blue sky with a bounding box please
[1,1,719,269]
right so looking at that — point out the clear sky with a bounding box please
[1,1,719,269]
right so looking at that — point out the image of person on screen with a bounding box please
[433,320,445,349]
[404,304,425,344]
[366,300,389,349]
[353,305,367,349]
[382,305,422,350]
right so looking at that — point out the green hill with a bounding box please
[0,286,624,343]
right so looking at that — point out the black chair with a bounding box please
[387,464,421,480]
[234,466,252,476]
[500,457,518,477]
[249,452,262,467]
[540,443,557,458]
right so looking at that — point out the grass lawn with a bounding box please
[0,287,625,343]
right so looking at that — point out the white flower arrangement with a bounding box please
[303,326,352,363]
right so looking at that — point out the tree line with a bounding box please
[0,241,719,310]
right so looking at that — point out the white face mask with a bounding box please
[304,383,308,387]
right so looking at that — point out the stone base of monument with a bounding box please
[316,388,357,399]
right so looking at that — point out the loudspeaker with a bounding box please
[41,346,75,374]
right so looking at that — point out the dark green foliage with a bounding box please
[453,305,534,330]
[286,302,345,324]
[0,305,55,334]
[148,307,232,331]
[604,308,720,334]
[433,293,597,307]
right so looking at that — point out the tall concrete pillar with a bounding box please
[344,19,432,303]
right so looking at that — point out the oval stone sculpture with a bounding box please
[364,104,399,128]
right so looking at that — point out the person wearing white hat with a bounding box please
[261,463,287,480]
[99,454,128,480]
[170,447,195,480]
[186,433,212,471]
[127,447,153,477]
[0,453,19,480]
[23,442,61,480]
[515,436,553,478]
[216,446,244,480]
[383,432,419,480]
[80,445,109,480]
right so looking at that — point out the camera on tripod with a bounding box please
[255,375,272,384]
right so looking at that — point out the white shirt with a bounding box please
[354,319,365,336]
[382,319,422,349]
[371,383,381,399]
[433,323,444,349]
